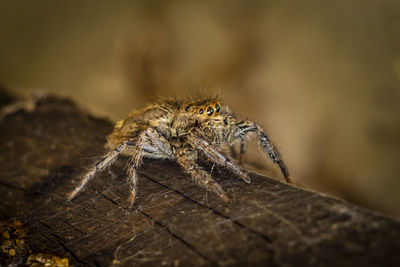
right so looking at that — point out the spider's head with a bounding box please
[183,98,222,122]
[171,98,223,137]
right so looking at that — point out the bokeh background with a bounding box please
[1,0,400,218]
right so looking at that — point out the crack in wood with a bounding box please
[0,181,27,192]
[52,234,87,265]
[3,95,400,266]
[141,172,275,243]
[62,219,87,236]
[98,191,214,265]
[140,210,215,265]
[38,220,87,265]
[98,191,120,206]
[247,199,312,246]
[140,172,282,266]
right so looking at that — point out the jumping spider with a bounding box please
[68,97,291,204]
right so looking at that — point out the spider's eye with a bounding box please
[185,105,190,111]
[199,109,204,114]
[207,106,214,116]
[215,103,221,113]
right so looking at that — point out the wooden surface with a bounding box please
[1,95,400,266]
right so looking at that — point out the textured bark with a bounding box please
[0,95,400,266]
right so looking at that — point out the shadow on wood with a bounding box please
[0,95,400,266]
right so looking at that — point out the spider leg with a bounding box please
[238,139,246,164]
[233,120,291,183]
[126,134,145,205]
[127,128,173,204]
[176,148,229,202]
[0,91,47,122]
[146,127,174,158]
[189,133,251,184]
[68,141,131,201]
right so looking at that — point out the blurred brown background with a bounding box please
[1,0,400,218]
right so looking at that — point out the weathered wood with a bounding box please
[1,95,400,266]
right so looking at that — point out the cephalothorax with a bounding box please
[68,97,291,204]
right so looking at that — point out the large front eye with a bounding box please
[215,103,221,113]
[207,106,214,116]
[199,108,204,114]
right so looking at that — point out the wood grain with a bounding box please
[1,95,400,266]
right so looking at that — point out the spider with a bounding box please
[68,97,291,204]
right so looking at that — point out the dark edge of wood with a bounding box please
[0,93,400,266]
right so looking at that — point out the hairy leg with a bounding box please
[232,120,291,183]
[176,148,229,202]
[146,128,173,158]
[0,91,47,122]
[126,131,147,204]
[189,133,251,184]
[127,128,173,204]
[238,139,246,164]
[228,140,244,163]
[68,141,131,200]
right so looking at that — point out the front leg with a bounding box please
[238,139,246,164]
[176,148,229,202]
[146,127,174,158]
[127,128,173,205]
[188,133,251,184]
[232,120,291,183]
[68,140,132,201]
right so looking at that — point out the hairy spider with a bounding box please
[68,97,291,204]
